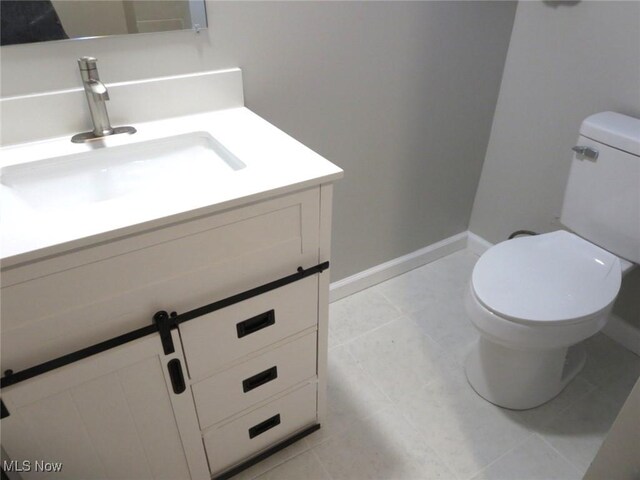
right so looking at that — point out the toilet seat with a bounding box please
[472,230,622,325]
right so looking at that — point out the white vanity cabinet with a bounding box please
[0,185,335,480]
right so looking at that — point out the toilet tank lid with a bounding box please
[580,112,640,156]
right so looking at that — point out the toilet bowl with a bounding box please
[464,231,621,409]
[464,112,640,410]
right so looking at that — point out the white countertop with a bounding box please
[0,107,343,267]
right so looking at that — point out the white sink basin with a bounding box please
[1,132,245,212]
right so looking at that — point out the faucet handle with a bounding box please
[78,56,98,71]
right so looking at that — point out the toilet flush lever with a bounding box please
[572,145,599,161]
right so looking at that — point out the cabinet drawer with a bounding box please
[192,332,316,429]
[180,276,318,381]
[203,382,317,476]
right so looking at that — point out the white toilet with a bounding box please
[465,112,640,410]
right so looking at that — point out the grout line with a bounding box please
[330,311,405,350]
[465,432,535,480]
[310,446,335,480]
[537,434,586,477]
[406,313,458,352]
[373,287,401,312]
[342,347,396,406]
[595,384,626,410]
[307,405,399,451]
[328,284,404,349]
[538,379,599,429]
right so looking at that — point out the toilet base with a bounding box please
[464,336,586,410]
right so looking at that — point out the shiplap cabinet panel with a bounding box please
[0,333,209,480]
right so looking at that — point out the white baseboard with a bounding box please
[329,231,468,303]
[603,314,640,357]
[467,231,494,255]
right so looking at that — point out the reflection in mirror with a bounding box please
[0,0,207,46]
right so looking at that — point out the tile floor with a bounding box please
[234,249,640,480]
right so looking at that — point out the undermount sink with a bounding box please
[0,132,246,212]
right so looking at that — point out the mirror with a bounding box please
[1,0,207,46]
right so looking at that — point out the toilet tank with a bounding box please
[560,112,640,263]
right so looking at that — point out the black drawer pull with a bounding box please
[236,310,275,338]
[167,359,186,394]
[243,366,278,393]
[248,414,281,439]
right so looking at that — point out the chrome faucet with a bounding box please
[72,57,136,143]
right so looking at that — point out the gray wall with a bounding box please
[469,0,640,328]
[0,1,517,281]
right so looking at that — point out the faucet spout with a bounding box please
[72,57,135,143]
[78,57,113,137]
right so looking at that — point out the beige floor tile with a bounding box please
[539,388,624,475]
[581,333,640,401]
[306,345,392,447]
[472,435,581,480]
[408,288,478,364]
[253,451,330,480]
[230,440,310,480]
[398,373,532,479]
[313,407,455,480]
[329,288,402,346]
[498,376,596,430]
[374,250,477,314]
[347,317,458,403]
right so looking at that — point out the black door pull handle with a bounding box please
[242,366,278,393]
[167,359,186,394]
[248,414,281,439]
[236,310,275,338]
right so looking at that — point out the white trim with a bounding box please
[603,314,640,357]
[467,231,494,255]
[329,231,468,302]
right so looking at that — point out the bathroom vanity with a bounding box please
[0,69,342,479]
